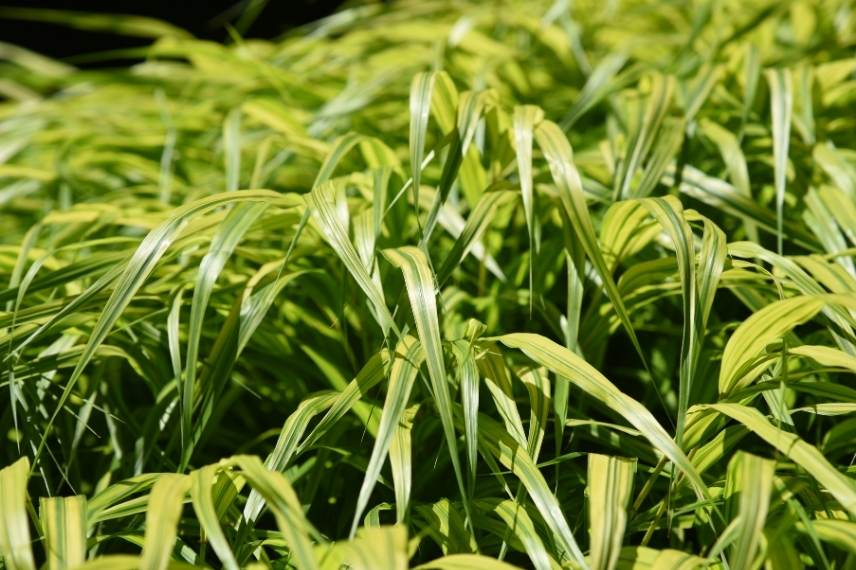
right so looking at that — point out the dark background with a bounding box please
[0,0,349,65]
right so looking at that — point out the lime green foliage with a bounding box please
[1,0,855,567]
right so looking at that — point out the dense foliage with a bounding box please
[1,0,855,568]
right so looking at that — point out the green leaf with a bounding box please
[233,455,318,570]
[698,119,756,241]
[512,105,545,302]
[389,405,418,524]
[244,393,338,524]
[308,181,396,335]
[140,474,191,570]
[719,295,825,395]
[40,496,87,570]
[700,403,856,517]
[318,525,408,570]
[635,197,697,444]
[453,338,481,491]
[588,454,636,570]
[798,519,856,553]
[476,415,586,567]
[410,72,437,220]
[436,189,514,285]
[76,556,140,570]
[534,121,648,372]
[633,117,684,199]
[615,74,674,200]
[724,452,774,570]
[478,499,554,570]
[190,464,239,570]
[35,190,286,466]
[498,333,707,498]
[423,79,478,243]
[614,546,706,570]
[560,54,626,129]
[0,457,35,570]
[765,68,793,254]
[351,337,422,536]
[414,553,524,570]
[183,201,267,450]
[383,247,472,530]
[0,7,190,38]
[223,108,241,192]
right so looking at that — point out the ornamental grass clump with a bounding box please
[1,0,855,568]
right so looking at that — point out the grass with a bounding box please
[1,0,855,568]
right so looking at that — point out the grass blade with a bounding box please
[0,457,35,570]
[183,202,267,450]
[702,403,856,517]
[234,455,317,570]
[383,247,473,532]
[410,72,436,223]
[614,75,674,200]
[481,499,554,570]
[535,121,649,373]
[719,295,825,395]
[475,416,586,567]
[513,105,545,304]
[190,464,239,570]
[724,452,774,570]
[499,333,707,498]
[389,405,418,524]
[141,474,191,570]
[34,190,284,467]
[765,68,792,254]
[319,525,408,570]
[588,454,635,570]
[40,496,87,570]
[414,554,522,570]
[351,337,422,536]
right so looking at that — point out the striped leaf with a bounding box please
[635,197,697,444]
[409,72,437,218]
[499,333,707,498]
[724,452,774,570]
[182,201,267,450]
[190,464,239,570]
[534,121,648,371]
[798,519,856,553]
[719,295,825,395]
[765,68,793,254]
[479,499,554,570]
[383,247,471,528]
[588,454,636,570]
[40,496,87,570]
[414,554,523,570]
[308,180,396,335]
[476,415,586,567]
[513,104,545,301]
[318,525,408,570]
[233,455,318,570]
[34,190,286,465]
[614,74,674,200]
[140,474,191,570]
[614,546,706,569]
[351,337,423,536]
[389,405,418,524]
[0,457,35,570]
[699,119,756,241]
[702,403,856,517]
